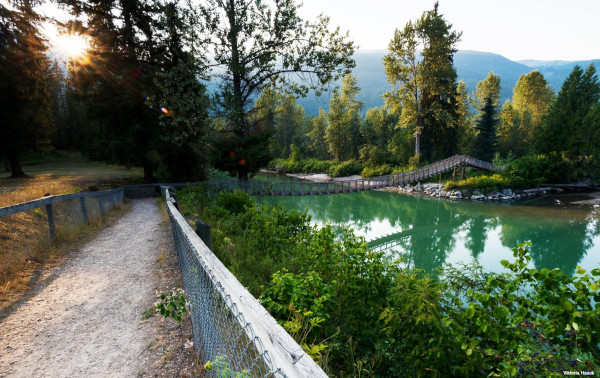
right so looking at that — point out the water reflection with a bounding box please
[260,191,600,275]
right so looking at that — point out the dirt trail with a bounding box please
[0,199,164,377]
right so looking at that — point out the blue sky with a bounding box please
[299,0,600,61]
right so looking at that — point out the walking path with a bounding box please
[0,199,163,377]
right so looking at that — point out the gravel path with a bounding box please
[0,199,163,377]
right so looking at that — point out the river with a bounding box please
[259,190,600,276]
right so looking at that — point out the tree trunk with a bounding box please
[7,153,26,178]
[415,132,421,156]
[238,167,249,192]
[143,160,154,182]
[4,159,10,172]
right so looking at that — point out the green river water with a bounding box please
[259,190,600,276]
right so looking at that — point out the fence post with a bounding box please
[195,219,212,249]
[45,202,55,239]
[98,197,104,216]
[80,196,89,224]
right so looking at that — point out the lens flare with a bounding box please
[160,107,169,114]
[54,34,90,59]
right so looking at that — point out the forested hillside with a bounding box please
[297,50,600,115]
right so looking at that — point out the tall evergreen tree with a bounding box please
[536,64,600,174]
[384,2,461,162]
[0,0,54,177]
[64,0,164,181]
[473,96,498,162]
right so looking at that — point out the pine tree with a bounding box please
[473,97,498,162]
[384,2,461,162]
[0,1,54,177]
[536,64,600,176]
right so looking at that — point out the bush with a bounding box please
[445,174,508,192]
[328,160,364,177]
[361,164,393,178]
[177,190,600,376]
[268,158,335,174]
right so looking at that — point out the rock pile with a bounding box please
[395,183,556,201]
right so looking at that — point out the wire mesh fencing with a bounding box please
[0,188,124,284]
[163,186,327,378]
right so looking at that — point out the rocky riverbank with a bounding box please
[390,183,559,201]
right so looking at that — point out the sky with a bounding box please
[298,0,600,61]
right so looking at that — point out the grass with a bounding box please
[0,150,143,207]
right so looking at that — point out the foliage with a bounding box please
[195,0,355,181]
[536,64,600,180]
[203,355,251,378]
[155,288,188,324]
[512,70,555,147]
[447,155,566,191]
[327,160,364,177]
[384,2,462,161]
[472,72,502,112]
[445,174,513,192]
[179,189,600,376]
[473,96,498,162]
[268,158,336,174]
[324,74,364,161]
[444,243,600,376]
[306,110,330,160]
[0,1,54,177]
[361,164,394,178]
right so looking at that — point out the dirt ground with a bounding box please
[0,199,198,377]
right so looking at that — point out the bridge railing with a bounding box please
[163,186,327,378]
[169,155,496,198]
[0,188,124,279]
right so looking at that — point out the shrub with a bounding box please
[361,164,393,178]
[445,174,508,192]
[177,190,600,376]
[328,160,364,177]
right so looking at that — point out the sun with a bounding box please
[53,33,90,62]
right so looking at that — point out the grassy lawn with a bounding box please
[0,151,143,207]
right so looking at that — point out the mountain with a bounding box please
[296,50,599,116]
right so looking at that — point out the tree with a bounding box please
[497,100,525,157]
[456,80,475,155]
[472,72,501,118]
[383,20,421,157]
[64,0,164,181]
[360,106,398,165]
[384,2,461,162]
[536,64,600,177]
[274,95,309,158]
[512,70,555,146]
[306,110,329,160]
[197,0,355,182]
[150,1,211,181]
[0,0,54,177]
[324,74,363,161]
[473,96,498,162]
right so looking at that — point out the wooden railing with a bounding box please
[198,155,496,197]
